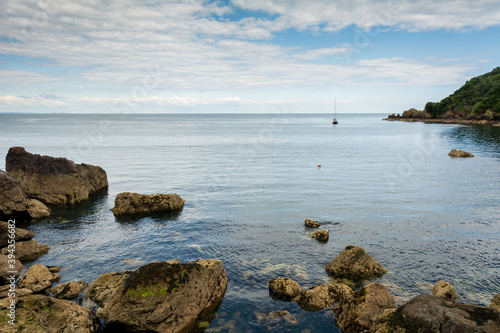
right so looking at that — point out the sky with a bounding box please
[0,0,499,114]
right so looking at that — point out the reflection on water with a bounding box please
[0,114,499,332]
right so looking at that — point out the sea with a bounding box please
[0,113,499,332]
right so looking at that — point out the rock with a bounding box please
[0,284,32,298]
[432,280,457,302]
[27,198,51,219]
[0,239,50,262]
[0,294,100,332]
[448,149,474,157]
[0,221,35,248]
[382,294,500,333]
[6,146,108,206]
[325,245,387,280]
[0,254,25,285]
[268,277,303,301]
[111,192,185,215]
[17,264,61,292]
[490,294,500,311]
[311,229,329,242]
[305,218,320,228]
[255,310,299,327]
[0,170,50,219]
[48,281,89,299]
[47,266,62,273]
[333,282,396,333]
[298,284,353,311]
[86,259,227,333]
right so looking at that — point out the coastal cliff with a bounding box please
[385,67,500,125]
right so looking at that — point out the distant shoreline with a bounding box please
[383,117,500,126]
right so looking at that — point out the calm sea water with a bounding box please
[0,113,499,332]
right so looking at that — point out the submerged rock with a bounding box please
[333,282,396,333]
[17,263,61,293]
[6,146,108,206]
[304,218,320,228]
[432,280,457,302]
[255,310,299,327]
[310,229,329,243]
[111,192,185,216]
[268,277,303,301]
[48,281,89,299]
[0,170,50,219]
[325,246,387,280]
[448,149,474,157]
[298,284,353,311]
[86,259,227,333]
[0,254,25,285]
[0,239,50,262]
[381,294,500,333]
[0,221,35,248]
[0,294,100,332]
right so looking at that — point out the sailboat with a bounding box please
[332,99,338,124]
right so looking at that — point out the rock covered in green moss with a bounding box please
[86,259,227,333]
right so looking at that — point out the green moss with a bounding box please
[126,285,172,298]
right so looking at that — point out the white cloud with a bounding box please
[0,0,495,111]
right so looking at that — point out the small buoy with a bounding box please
[317,163,321,167]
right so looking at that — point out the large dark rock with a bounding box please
[382,294,500,333]
[0,240,50,262]
[86,259,227,333]
[333,282,396,333]
[0,294,100,332]
[325,245,387,280]
[111,192,185,216]
[6,147,108,206]
[0,170,50,219]
[0,221,35,248]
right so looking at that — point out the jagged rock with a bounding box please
[17,264,61,292]
[490,294,500,311]
[0,254,25,285]
[268,277,303,301]
[381,294,500,333]
[6,146,108,206]
[333,282,396,333]
[48,281,89,299]
[86,259,227,333]
[0,221,35,248]
[311,229,329,242]
[0,284,32,298]
[0,294,100,332]
[448,149,474,157]
[298,284,353,311]
[325,245,387,280]
[255,310,298,327]
[0,170,50,219]
[304,218,320,228]
[432,280,457,302]
[0,239,50,262]
[111,192,185,215]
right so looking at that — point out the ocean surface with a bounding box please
[0,113,499,332]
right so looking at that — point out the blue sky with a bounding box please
[0,0,499,113]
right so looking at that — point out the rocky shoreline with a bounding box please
[383,108,500,126]
[0,148,499,332]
